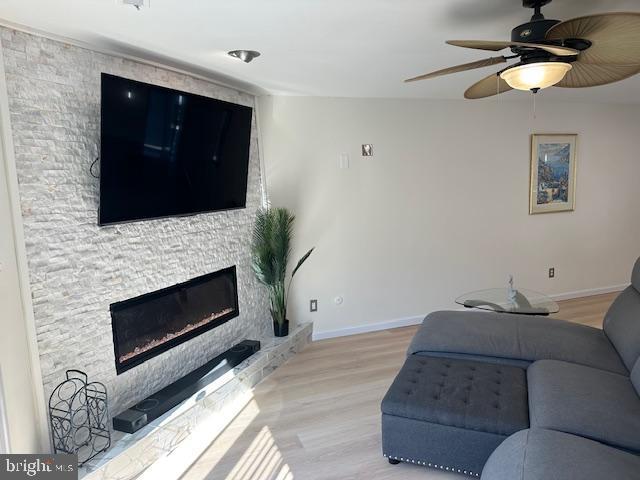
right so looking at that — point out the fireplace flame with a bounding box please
[119,308,235,363]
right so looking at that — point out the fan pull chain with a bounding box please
[532,91,537,119]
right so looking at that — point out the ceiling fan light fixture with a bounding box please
[499,62,572,91]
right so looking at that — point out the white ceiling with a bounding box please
[1,0,640,102]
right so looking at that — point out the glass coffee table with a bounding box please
[455,288,559,316]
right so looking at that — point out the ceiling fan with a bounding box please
[405,0,640,99]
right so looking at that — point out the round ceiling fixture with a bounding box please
[499,62,572,92]
[121,0,148,10]
[228,50,261,63]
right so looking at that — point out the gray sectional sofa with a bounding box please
[381,257,640,479]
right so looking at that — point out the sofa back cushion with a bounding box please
[632,359,640,397]
[603,258,640,372]
[633,257,640,292]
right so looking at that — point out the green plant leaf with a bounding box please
[251,209,277,286]
[252,207,312,325]
[291,247,314,279]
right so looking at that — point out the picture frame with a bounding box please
[529,134,577,214]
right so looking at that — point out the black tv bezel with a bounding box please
[98,73,253,227]
[110,265,240,374]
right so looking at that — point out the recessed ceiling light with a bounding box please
[120,0,148,10]
[228,50,261,63]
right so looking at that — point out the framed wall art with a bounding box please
[530,134,577,214]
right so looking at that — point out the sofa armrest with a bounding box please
[408,310,627,375]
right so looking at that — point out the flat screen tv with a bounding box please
[99,73,252,226]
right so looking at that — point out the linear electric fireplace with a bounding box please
[110,266,239,374]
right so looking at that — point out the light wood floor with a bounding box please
[181,292,618,480]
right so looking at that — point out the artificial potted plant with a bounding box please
[251,207,314,337]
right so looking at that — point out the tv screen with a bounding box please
[99,73,252,226]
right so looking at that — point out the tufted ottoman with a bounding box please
[381,355,529,477]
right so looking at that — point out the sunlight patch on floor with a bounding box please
[224,426,293,480]
[141,390,258,480]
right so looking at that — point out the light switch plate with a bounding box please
[338,153,350,169]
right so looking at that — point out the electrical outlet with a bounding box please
[310,299,318,312]
[549,267,555,278]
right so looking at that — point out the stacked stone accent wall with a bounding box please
[0,27,270,415]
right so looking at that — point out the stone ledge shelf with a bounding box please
[80,322,312,480]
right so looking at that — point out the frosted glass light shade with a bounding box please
[500,62,573,91]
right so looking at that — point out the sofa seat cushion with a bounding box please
[528,359,640,453]
[481,429,640,480]
[382,355,529,435]
[409,310,627,375]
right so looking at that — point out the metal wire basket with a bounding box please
[48,370,110,466]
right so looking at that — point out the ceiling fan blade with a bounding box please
[464,73,513,99]
[404,56,507,82]
[555,62,640,88]
[546,13,640,65]
[446,40,579,57]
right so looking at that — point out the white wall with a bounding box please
[258,96,640,338]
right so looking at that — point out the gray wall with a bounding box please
[0,27,270,415]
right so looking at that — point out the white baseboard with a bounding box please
[312,283,629,342]
[549,284,628,301]
[312,315,424,341]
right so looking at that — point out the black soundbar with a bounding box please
[112,339,260,433]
